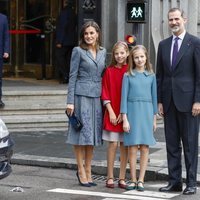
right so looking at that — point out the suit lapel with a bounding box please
[165,37,173,73]
[96,49,104,63]
[86,49,103,66]
[86,50,96,64]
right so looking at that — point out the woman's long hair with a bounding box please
[127,45,153,75]
[79,21,102,50]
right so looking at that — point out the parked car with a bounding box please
[0,118,14,179]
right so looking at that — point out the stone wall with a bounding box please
[151,0,199,66]
[101,0,200,67]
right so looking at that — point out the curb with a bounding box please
[11,153,169,182]
[11,153,200,185]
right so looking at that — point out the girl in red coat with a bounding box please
[101,41,129,189]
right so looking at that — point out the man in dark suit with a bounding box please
[156,8,200,195]
[0,13,10,108]
[55,0,77,83]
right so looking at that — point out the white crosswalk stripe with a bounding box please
[124,190,179,198]
[47,188,180,200]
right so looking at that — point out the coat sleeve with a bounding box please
[67,47,80,104]
[3,15,10,53]
[151,75,158,114]
[156,42,163,104]
[120,74,129,114]
[101,68,110,101]
[194,39,200,102]
[55,10,68,44]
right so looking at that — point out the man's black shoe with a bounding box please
[183,187,196,195]
[0,100,5,108]
[159,183,182,192]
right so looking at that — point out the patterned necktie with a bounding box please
[171,37,179,69]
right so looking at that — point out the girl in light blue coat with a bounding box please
[121,45,158,191]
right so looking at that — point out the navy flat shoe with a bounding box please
[137,181,144,191]
[89,182,97,186]
[76,171,91,187]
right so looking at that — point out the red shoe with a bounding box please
[118,179,126,189]
[106,178,115,188]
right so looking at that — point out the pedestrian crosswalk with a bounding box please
[47,184,181,200]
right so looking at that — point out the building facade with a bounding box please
[0,0,199,79]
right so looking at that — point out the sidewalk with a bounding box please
[2,78,200,183]
[10,128,200,183]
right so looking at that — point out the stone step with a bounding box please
[1,79,68,132]
[0,102,65,111]
[0,109,65,116]
[6,121,68,128]
[1,114,68,124]
[4,94,66,101]
[3,90,67,96]
[8,127,68,133]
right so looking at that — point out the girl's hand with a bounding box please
[109,111,117,125]
[66,104,74,116]
[158,103,164,117]
[153,116,157,132]
[123,120,130,133]
[116,114,122,124]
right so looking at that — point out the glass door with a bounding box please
[1,0,56,79]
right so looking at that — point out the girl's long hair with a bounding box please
[109,41,129,66]
[79,21,102,50]
[127,45,153,75]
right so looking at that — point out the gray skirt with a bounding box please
[102,130,123,142]
[66,95,103,146]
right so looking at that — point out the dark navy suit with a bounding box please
[0,13,10,99]
[156,32,200,187]
[55,4,77,83]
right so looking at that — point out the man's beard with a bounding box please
[171,26,180,33]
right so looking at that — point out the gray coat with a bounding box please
[67,46,106,104]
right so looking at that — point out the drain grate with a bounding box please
[91,175,132,184]
[92,175,107,182]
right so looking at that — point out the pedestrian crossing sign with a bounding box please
[127,2,146,23]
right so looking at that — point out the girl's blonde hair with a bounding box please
[110,41,129,66]
[79,21,102,50]
[127,45,153,75]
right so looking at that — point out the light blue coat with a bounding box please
[67,46,106,104]
[120,70,158,146]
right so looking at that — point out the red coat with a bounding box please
[101,64,128,132]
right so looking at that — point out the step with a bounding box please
[8,127,68,133]
[1,114,68,124]
[0,102,66,111]
[6,121,68,128]
[0,109,65,116]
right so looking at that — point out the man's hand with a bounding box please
[3,53,9,59]
[192,102,200,116]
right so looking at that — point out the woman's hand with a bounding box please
[66,104,74,116]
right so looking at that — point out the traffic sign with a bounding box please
[127,1,146,23]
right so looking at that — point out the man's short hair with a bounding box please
[168,7,186,19]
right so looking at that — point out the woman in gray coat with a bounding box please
[66,21,106,187]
